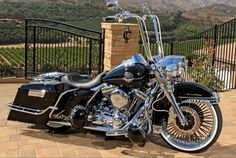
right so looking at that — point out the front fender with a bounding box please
[153,82,219,125]
[174,82,219,101]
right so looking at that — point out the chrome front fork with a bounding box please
[160,84,188,126]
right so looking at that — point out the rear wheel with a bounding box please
[160,100,222,152]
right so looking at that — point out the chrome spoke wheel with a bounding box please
[161,100,221,152]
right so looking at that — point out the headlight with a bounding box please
[166,71,173,78]
[166,65,178,78]
[166,64,187,78]
[178,67,185,76]
[172,66,178,77]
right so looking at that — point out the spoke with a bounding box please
[202,109,211,113]
[203,118,214,122]
[198,103,207,108]
[199,126,210,135]
[202,122,213,127]
[204,114,213,117]
[201,124,213,130]
[196,130,206,138]
[201,124,212,130]
[168,128,175,135]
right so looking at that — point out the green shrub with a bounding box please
[189,40,224,91]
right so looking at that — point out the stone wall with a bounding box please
[101,23,139,71]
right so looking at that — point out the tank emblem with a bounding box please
[123,72,134,83]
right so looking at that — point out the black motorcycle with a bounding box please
[7,1,222,152]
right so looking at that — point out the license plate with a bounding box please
[28,89,46,98]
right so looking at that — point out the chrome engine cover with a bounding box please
[90,86,131,129]
[110,89,129,108]
[92,104,129,129]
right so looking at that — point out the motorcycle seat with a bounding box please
[62,72,106,89]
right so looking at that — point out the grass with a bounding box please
[0,44,102,77]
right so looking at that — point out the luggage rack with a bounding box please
[8,103,57,115]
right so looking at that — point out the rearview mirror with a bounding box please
[106,0,119,11]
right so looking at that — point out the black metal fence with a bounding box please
[171,18,236,89]
[25,19,104,78]
[140,18,236,90]
[1,17,236,89]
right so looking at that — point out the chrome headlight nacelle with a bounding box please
[166,60,188,78]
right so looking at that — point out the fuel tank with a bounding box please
[103,54,149,87]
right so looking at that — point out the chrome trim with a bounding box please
[91,84,104,92]
[50,84,104,118]
[49,88,80,118]
[105,76,145,82]
[133,89,147,100]
[106,130,127,136]
[47,121,71,127]
[180,99,218,107]
[212,92,220,102]
[84,125,112,132]
[120,106,145,130]
[8,103,57,115]
[84,125,127,136]
[178,96,216,100]
[86,84,104,107]
[178,95,220,102]
[181,99,212,105]
[128,98,137,111]
[110,89,129,108]
[160,84,187,126]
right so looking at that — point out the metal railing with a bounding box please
[171,18,236,89]
[25,19,104,78]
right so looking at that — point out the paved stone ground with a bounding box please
[0,83,236,157]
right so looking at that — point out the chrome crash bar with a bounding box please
[8,103,58,115]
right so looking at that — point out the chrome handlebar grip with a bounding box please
[103,16,117,21]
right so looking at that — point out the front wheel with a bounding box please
[160,100,222,152]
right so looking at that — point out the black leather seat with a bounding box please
[62,72,106,89]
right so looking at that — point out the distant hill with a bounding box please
[2,0,236,12]
[119,0,236,11]
[0,0,235,44]
[183,3,236,23]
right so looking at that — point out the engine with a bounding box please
[90,85,132,129]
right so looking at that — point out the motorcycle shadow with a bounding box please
[20,125,132,150]
[19,125,176,158]
[19,125,236,157]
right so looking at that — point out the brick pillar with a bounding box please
[101,23,139,71]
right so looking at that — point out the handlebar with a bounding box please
[103,11,132,22]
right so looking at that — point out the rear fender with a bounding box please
[8,83,93,125]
